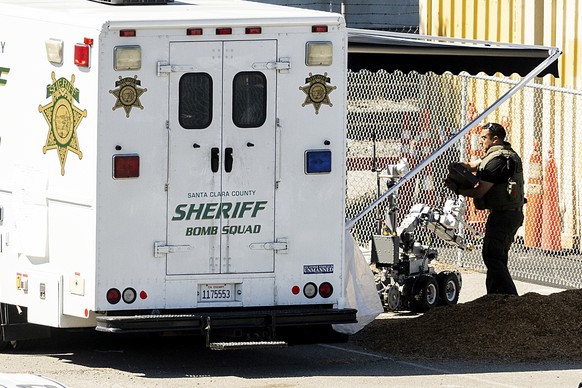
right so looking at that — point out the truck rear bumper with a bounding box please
[95,306,357,334]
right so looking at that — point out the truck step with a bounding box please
[209,341,287,350]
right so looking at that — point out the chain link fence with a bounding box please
[346,70,582,289]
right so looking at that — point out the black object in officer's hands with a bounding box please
[445,162,479,191]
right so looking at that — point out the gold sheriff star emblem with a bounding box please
[39,72,87,176]
[299,72,336,114]
[110,75,147,118]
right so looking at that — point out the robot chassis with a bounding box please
[370,162,481,313]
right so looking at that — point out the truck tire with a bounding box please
[411,275,439,313]
[0,303,12,351]
[0,303,49,350]
[436,271,460,306]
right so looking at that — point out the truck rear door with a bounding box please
[166,40,277,276]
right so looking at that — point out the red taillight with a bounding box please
[106,288,121,304]
[140,290,148,300]
[187,28,203,36]
[74,44,90,67]
[291,285,300,295]
[312,25,328,33]
[113,154,140,179]
[216,27,232,35]
[120,29,136,37]
[319,282,333,298]
[245,26,261,34]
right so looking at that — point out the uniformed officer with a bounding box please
[446,122,525,295]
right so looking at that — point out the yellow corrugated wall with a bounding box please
[420,0,581,89]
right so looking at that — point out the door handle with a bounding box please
[224,147,233,173]
[211,147,219,173]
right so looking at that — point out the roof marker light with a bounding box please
[245,27,262,34]
[120,29,137,37]
[216,27,232,35]
[187,28,203,36]
[312,25,328,33]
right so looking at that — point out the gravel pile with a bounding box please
[351,288,582,362]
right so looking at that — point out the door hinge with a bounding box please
[154,241,192,257]
[249,238,288,253]
[252,58,291,72]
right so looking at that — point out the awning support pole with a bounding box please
[345,48,562,231]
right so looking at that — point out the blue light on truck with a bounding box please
[305,150,331,174]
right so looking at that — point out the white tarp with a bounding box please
[333,231,383,334]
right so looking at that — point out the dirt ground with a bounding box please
[351,287,582,362]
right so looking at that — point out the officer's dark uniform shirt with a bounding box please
[477,149,522,296]
[479,156,514,184]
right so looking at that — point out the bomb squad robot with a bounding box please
[370,162,481,312]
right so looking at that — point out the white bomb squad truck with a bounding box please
[0,0,356,349]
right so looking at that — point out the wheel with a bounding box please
[411,275,439,313]
[386,285,401,311]
[374,272,388,306]
[436,271,461,306]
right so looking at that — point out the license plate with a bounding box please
[198,283,235,302]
